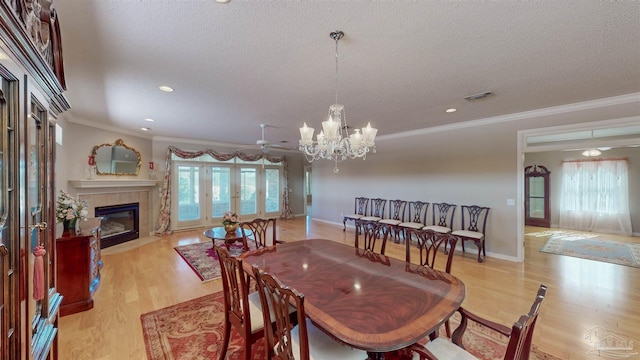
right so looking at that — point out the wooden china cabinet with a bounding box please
[0,1,69,359]
[524,165,551,228]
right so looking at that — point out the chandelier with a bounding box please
[299,31,377,173]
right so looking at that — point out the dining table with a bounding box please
[241,239,466,358]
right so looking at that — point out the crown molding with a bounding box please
[378,93,640,141]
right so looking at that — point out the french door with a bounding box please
[173,162,281,230]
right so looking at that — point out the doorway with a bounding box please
[518,118,640,262]
[304,165,312,217]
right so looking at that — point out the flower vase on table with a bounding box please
[224,223,239,234]
[62,218,78,236]
[222,211,240,234]
[56,190,88,237]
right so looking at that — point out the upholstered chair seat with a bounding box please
[421,225,451,233]
[412,337,478,360]
[290,319,367,360]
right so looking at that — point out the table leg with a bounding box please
[367,348,413,360]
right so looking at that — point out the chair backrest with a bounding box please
[354,197,369,216]
[431,202,456,228]
[355,219,392,255]
[369,198,387,218]
[252,266,309,360]
[405,228,458,274]
[214,245,252,335]
[503,285,547,360]
[386,199,407,221]
[460,205,490,234]
[407,201,429,224]
[240,217,277,249]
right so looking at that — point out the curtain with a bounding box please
[155,146,292,235]
[559,159,632,236]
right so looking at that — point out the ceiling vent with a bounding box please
[464,91,493,101]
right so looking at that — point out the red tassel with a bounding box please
[33,245,46,300]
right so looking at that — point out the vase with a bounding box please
[62,218,78,236]
[224,223,239,234]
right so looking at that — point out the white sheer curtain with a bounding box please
[559,159,632,236]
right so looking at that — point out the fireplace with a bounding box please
[95,203,140,248]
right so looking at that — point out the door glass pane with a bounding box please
[529,177,545,197]
[265,168,280,213]
[211,166,231,218]
[177,165,200,221]
[529,198,545,219]
[239,168,257,215]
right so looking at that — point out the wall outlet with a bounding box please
[507,199,515,206]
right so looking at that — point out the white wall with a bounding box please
[310,97,640,260]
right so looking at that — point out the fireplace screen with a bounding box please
[95,203,140,248]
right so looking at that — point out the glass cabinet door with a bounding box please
[524,165,551,228]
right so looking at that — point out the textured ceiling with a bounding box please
[54,1,640,149]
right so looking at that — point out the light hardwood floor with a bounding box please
[58,218,640,359]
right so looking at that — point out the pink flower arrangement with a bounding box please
[222,211,240,226]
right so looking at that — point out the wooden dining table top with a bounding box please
[241,239,466,353]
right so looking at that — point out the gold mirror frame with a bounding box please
[92,139,142,176]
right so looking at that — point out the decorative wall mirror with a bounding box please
[524,164,551,228]
[92,139,141,176]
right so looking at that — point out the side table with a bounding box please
[203,226,250,251]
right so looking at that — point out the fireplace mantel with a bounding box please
[69,179,158,189]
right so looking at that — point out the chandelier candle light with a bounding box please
[299,31,377,173]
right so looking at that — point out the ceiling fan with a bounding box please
[243,124,292,153]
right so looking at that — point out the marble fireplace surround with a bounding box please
[70,180,157,239]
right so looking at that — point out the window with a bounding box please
[559,159,632,235]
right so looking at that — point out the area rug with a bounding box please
[141,291,560,360]
[174,241,256,282]
[526,229,599,240]
[540,237,640,268]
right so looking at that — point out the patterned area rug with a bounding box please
[540,237,640,268]
[526,229,599,240]
[141,291,560,360]
[174,241,255,282]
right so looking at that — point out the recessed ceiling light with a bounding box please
[140,127,151,131]
[445,108,457,113]
[158,85,174,92]
[144,118,155,122]
[215,0,230,3]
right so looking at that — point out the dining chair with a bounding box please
[343,197,369,231]
[360,197,387,222]
[239,217,278,249]
[214,245,266,360]
[398,201,430,241]
[378,199,407,243]
[405,228,459,337]
[451,205,490,263]
[422,202,456,234]
[354,219,393,256]
[409,284,548,360]
[251,266,368,360]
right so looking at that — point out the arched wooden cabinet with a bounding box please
[524,165,551,228]
[0,1,69,359]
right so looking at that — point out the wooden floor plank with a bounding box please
[58,219,640,359]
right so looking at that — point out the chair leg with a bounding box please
[476,240,483,263]
[445,320,452,338]
[461,238,466,253]
[219,320,230,360]
[482,239,486,256]
[343,218,347,231]
[243,339,252,360]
